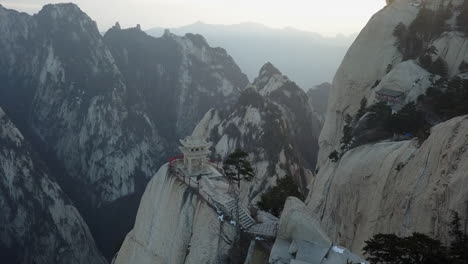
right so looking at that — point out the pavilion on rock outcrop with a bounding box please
[178,136,212,175]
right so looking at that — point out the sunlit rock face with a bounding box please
[193,63,322,204]
[0,107,106,264]
[309,0,468,253]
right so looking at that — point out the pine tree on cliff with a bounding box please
[340,114,353,152]
[356,97,368,121]
[223,149,255,258]
[363,233,450,264]
[257,175,304,217]
[223,149,254,250]
[223,149,254,188]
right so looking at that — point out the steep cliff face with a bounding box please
[0,3,249,207]
[0,3,250,258]
[307,82,331,126]
[318,0,418,163]
[0,5,166,257]
[308,116,468,252]
[104,26,248,141]
[194,63,321,203]
[318,0,468,164]
[0,107,106,264]
[0,3,161,208]
[309,0,468,253]
[114,165,236,264]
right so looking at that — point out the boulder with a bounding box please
[277,197,331,246]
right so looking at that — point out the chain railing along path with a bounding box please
[169,160,278,238]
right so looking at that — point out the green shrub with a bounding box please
[356,97,368,121]
[393,7,450,60]
[424,76,468,120]
[328,150,340,163]
[363,233,450,264]
[340,114,354,152]
[389,102,429,136]
[343,100,431,147]
[419,54,451,75]
[366,102,392,128]
[257,175,304,217]
[363,211,468,264]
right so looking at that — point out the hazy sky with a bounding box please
[0,0,385,36]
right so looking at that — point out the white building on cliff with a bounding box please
[178,136,211,175]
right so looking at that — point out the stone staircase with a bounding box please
[170,163,276,237]
[224,199,255,230]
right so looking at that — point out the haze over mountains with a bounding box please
[0,3,329,262]
[147,22,356,89]
[3,0,468,263]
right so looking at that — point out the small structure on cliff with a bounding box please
[178,136,211,175]
[375,88,405,105]
[170,136,279,239]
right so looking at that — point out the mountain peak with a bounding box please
[37,3,94,27]
[253,63,289,95]
[162,28,175,38]
[184,33,209,48]
[193,20,205,25]
[258,62,282,79]
[39,3,83,16]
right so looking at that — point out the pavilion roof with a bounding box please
[180,136,211,148]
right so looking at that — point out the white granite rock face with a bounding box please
[193,63,320,205]
[310,0,468,255]
[370,60,434,104]
[308,115,468,252]
[318,0,420,165]
[432,31,468,77]
[270,197,366,264]
[115,165,236,264]
[0,107,106,264]
[318,0,468,164]
[277,197,331,246]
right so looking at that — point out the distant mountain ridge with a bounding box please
[147,22,356,89]
[307,82,331,125]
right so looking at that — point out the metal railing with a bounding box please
[168,161,276,238]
